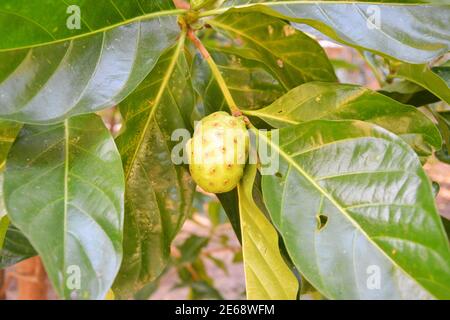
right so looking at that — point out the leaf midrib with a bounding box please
[124,30,186,182]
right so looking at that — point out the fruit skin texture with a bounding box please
[188,112,249,193]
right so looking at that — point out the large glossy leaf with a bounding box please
[238,164,298,299]
[0,13,181,124]
[260,120,450,299]
[212,2,450,64]
[113,34,195,297]
[4,114,124,299]
[0,0,181,50]
[0,120,21,167]
[247,82,442,158]
[207,11,337,90]
[395,63,450,104]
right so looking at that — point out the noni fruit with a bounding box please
[187,112,249,193]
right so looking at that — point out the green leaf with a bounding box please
[434,111,450,154]
[260,120,450,299]
[4,114,125,299]
[207,11,337,90]
[206,254,229,275]
[0,13,181,124]
[436,147,450,164]
[0,169,36,269]
[0,169,36,268]
[192,11,336,121]
[432,66,450,87]
[237,164,298,300]
[379,80,440,107]
[113,33,195,297]
[216,2,450,64]
[0,215,8,250]
[192,49,284,116]
[0,120,21,167]
[217,190,242,243]
[330,59,359,72]
[433,111,450,164]
[395,63,450,104]
[443,217,450,241]
[432,181,440,198]
[0,0,181,50]
[189,281,224,300]
[133,277,161,300]
[247,82,442,157]
[0,223,36,269]
[178,235,210,263]
[0,173,6,219]
[0,171,8,248]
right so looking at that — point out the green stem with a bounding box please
[187,29,241,115]
[205,55,240,114]
[358,50,385,86]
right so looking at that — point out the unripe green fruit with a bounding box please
[187,112,249,193]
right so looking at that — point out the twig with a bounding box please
[187,28,210,59]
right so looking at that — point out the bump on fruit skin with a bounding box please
[188,112,249,193]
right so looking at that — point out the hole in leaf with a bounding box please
[316,214,328,231]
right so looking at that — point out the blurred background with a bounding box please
[1,33,449,301]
